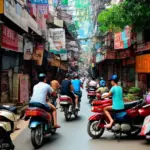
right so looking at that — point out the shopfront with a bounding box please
[136,54,150,93]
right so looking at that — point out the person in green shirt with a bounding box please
[102,75,124,128]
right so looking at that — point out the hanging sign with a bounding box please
[1,25,18,51]
[30,0,48,4]
[37,4,48,18]
[49,28,66,54]
[24,38,33,60]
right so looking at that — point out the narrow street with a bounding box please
[13,88,150,150]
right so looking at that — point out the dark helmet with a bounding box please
[74,74,79,78]
[109,74,119,83]
[65,73,70,78]
[38,73,46,81]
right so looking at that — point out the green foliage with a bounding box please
[128,87,141,94]
[97,0,150,33]
[124,93,139,101]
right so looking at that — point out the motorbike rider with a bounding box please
[88,77,97,90]
[61,73,79,110]
[102,75,124,128]
[72,74,83,102]
[50,78,60,107]
[30,73,60,128]
[96,80,109,94]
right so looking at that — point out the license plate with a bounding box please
[60,102,68,105]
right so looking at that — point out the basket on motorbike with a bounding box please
[59,96,72,105]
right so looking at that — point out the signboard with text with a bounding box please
[30,0,48,4]
[1,25,18,51]
[49,28,66,54]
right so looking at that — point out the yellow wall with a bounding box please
[0,0,4,14]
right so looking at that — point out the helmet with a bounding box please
[100,77,104,80]
[65,73,70,78]
[109,74,119,83]
[38,73,46,81]
[100,80,106,87]
[74,74,79,78]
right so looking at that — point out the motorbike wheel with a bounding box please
[146,135,150,143]
[74,111,78,118]
[64,107,71,121]
[126,128,141,137]
[87,120,104,139]
[31,125,44,149]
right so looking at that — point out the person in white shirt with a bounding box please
[88,77,97,88]
[30,73,60,128]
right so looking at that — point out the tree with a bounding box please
[97,0,150,33]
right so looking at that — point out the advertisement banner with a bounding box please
[1,25,18,51]
[114,26,131,49]
[49,28,66,53]
[18,35,23,53]
[37,4,48,18]
[32,44,44,65]
[24,38,33,60]
[136,54,150,73]
[0,0,4,14]
[30,0,48,4]
[19,74,29,103]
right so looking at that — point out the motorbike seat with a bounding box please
[124,100,143,110]
[0,105,17,114]
[29,102,51,112]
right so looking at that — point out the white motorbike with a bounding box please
[0,105,17,150]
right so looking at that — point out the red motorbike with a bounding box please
[87,87,97,104]
[87,99,150,140]
[59,95,80,121]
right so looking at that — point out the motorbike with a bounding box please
[59,95,80,121]
[87,86,97,104]
[87,99,150,141]
[140,114,150,143]
[0,105,17,150]
[25,102,57,148]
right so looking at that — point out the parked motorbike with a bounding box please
[59,95,80,121]
[0,105,17,150]
[140,113,150,143]
[87,99,150,140]
[87,87,97,104]
[25,102,57,148]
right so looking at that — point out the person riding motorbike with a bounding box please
[96,79,108,94]
[88,77,97,90]
[72,74,83,102]
[30,73,60,128]
[50,78,60,107]
[102,75,124,128]
[61,73,79,110]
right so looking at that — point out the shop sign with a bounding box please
[114,26,131,49]
[54,17,63,27]
[60,53,67,61]
[33,44,44,65]
[1,25,18,51]
[28,3,37,17]
[136,54,150,73]
[18,35,23,53]
[4,1,28,32]
[136,42,150,52]
[37,4,48,18]
[19,74,29,103]
[49,28,65,53]
[0,0,4,14]
[30,0,48,4]
[24,38,33,60]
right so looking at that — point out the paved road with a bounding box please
[14,89,150,150]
